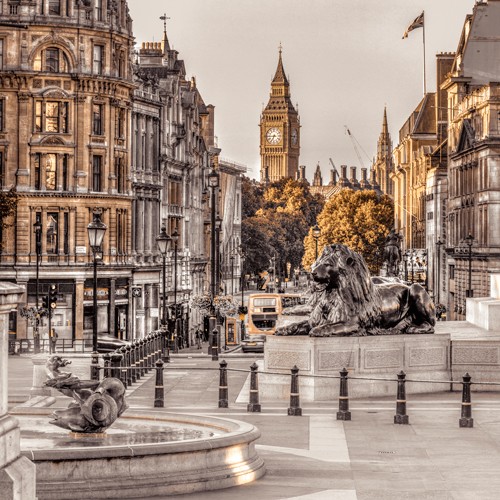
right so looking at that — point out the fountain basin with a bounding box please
[13,408,265,499]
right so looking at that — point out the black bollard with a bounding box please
[110,353,124,380]
[119,347,128,389]
[139,339,146,376]
[247,362,261,413]
[218,360,229,408]
[131,342,139,382]
[459,372,473,428]
[394,370,409,425]
[154,359,165,408]
[211,328,219,361]
[337,367,351,421]
[288,365,302,416]
[102,353,111,378]
[126,345,133,387]
[90,351,100,381]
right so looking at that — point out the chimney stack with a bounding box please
[350,166,360,189]
[359,167,371,189]
[329,169,337,186]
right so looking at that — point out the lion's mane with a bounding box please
[308,245,382,334]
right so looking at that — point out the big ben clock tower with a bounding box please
[260,46,300,182]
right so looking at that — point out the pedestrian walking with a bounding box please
[49,328,58,354]
[195,327,202,349]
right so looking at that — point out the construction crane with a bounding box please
[345,126,372,169]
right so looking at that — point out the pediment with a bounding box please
[40,136,65,146]
[456,119,475,153]
[42,88,70,99]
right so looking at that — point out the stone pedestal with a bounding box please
[466,272,500,331]
[0,283,36,499]
[260,334,451,400]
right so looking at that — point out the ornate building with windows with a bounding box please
[0,0,135,343]
[259,47,300,183]
[442,1,500,320]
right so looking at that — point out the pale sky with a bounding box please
[129,0,474,181]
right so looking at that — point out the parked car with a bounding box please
[96,335,131,353]
[241,334,266,353]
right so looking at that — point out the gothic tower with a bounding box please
[259,46,300,182]
[372,107,394,196]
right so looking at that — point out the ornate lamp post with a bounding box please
[239,247,246,341]
[33,218,42,353]
[230,254,235,296]
[312,225,321,261]
[156,227,171,329]
[410,250,415,284]
[87,211,107,354]
[171,228,179,350]
[215,215,222,295]
[436,238,443,304]
[208,168,219,313]
[465,233,474,298]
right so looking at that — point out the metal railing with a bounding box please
[8,339,89,355]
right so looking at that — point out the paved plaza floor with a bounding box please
[8,349,500,499]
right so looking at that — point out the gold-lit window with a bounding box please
[35,101,69,133]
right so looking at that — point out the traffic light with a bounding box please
[49,284,58,310]
[42,295,49,310]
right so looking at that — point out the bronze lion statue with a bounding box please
[275,244,435,336]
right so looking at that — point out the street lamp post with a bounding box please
[312,225,321,261]
[230,255,235,296]
[410,250,415,284]
[171,228,179,350]
[208,169,219,310]
[87,211,107,356]
[33,219,42,353]
[436,238,443,304]
[465,233,474,298]
[215,216,222,295]
[156,227,171,329]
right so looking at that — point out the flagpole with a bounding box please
[422,10,427,95]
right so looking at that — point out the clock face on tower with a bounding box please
[291,128,298,145]
[266,127,282,144]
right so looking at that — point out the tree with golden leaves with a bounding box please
[302,189,394,273]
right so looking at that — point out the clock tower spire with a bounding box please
[259,45,300,182]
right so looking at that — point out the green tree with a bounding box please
[241,176,324,277]
[241,176,264,218]
[302,189,394,273]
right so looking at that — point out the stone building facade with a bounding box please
[0,0,135,344]
[0,3,245,347]
[391,1,500,320]
[442,1,500,320]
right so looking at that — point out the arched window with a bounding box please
[33,47,70,73]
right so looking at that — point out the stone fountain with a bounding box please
[13,352,265,498]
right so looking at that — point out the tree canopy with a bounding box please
[241,176,324,277]
[302,189,394,273]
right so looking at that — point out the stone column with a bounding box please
[0,283,36,499]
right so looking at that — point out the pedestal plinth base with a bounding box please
[259,334,451,401]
